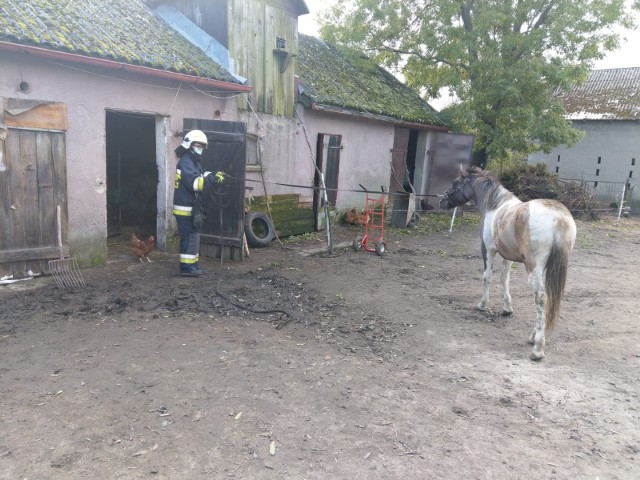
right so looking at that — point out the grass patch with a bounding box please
[392,210,480,236]
[576,234,593,248]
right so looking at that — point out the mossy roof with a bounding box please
[0,0,240,84]
[297,34,447,127]
[561,67,640,121]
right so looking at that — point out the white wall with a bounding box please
[529,120,640,212]
[530,121,639,182]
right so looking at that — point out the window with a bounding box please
[557,155,561,162]
[245,134,261,167]
[630,171,634,179]
[555,167,559,173]
[597,156,602,164]
[275,37,286,49]
[594,181,598,188]
[596,169,600,176]
[633,158,636,166]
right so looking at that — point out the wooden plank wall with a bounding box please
[0,129,67,276]
[230,0,298,116]
[246,193,315,237]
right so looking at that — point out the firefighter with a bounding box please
[172,129,225,277]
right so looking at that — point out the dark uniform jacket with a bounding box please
[172,151,215,217]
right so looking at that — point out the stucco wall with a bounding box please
[1,53,237,263]
[292,107,395,211]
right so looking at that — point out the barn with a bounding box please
[529,67,640,213]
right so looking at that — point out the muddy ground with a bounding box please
[1,212,639,480]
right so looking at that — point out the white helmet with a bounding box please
[181,130,208,150]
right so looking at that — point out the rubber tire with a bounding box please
[352,237,363,251]
[244,212,275,248]
[407,212,420,228]
[374,241,386,256]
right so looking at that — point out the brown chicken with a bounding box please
[344,208,368,225]
[130,233,155,263]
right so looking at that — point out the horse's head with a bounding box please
[439,166,474,209]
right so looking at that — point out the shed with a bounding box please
[529,67,640,213]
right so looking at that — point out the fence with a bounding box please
[561,178,632,216]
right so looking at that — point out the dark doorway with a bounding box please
[105,111,157,238]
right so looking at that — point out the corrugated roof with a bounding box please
[560,67,640,120]
[0,0,240,84]
[297,34,447,127]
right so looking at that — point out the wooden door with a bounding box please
[313,133,342,229]
[0,99,68,277]
[183,118,246,260]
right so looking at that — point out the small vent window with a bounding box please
[596,169,600,176]
[276,37,286,49]
[555,167,559,173]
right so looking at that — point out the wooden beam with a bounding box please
[0,246,68,263]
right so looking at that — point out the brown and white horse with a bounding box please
[440,166,577,360]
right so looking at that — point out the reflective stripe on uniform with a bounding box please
[193,176,204,192]
[173,205,193,216]
[179,253,199,265]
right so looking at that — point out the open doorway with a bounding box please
[106,111,158,239]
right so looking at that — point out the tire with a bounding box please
[374,241,386,256]
[244,212,275,248]
[352,237,363,251]
[407,212,420,228]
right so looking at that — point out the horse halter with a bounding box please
[443,176,471,205]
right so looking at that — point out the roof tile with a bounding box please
[561,67,640,120]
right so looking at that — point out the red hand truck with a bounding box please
[352,185,386,256]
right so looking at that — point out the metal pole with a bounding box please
[449,207,457,233]
[319,173,333,255]
[617,182,627,223]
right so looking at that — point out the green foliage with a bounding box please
[321,0,638,166]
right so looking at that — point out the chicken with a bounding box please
[344,208,368,225]
[131,233,155,262]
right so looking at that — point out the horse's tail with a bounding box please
[544,236,571,330]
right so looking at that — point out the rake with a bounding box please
[48,205,85,288]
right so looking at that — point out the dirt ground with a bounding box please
[1,212,639,480]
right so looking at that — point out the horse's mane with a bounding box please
[467,166,516,210]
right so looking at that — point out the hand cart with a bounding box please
[352,185,386,256]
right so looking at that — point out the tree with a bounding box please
[320,0,640,167]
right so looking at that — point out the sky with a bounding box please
[298,0,640,70]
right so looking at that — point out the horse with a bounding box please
[440,166,577,360]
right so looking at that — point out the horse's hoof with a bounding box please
[476,303,487,311]
[502,310,513,316]
[530,351,545,361]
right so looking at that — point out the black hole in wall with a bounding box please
[19,81,30,93]
[105,111,157,238]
